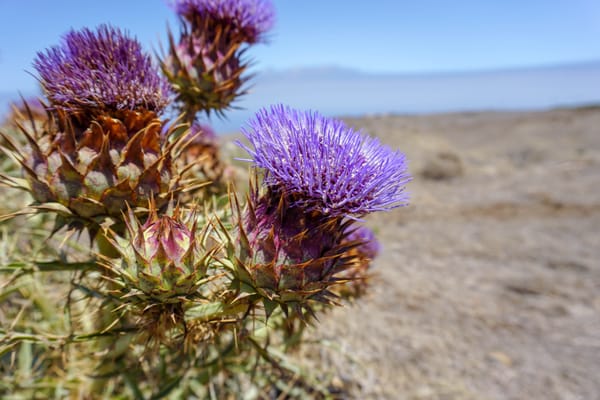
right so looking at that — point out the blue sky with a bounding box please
[0,0,599,95]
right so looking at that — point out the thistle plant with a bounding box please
[0,6,411,399]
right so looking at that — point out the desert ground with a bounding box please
[279,107,600,399]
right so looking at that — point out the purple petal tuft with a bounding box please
[345,225,380,259]
[173,0,275,43]
[239,105,411,217]
[33,24,170,113]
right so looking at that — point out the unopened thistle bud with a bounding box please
[105,204,214,303]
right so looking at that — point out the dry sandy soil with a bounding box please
[288,107,600,399]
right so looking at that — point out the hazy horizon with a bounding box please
[2,60,600,134]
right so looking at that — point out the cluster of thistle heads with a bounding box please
[2,0,409,345]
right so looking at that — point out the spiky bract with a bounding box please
[3,97,52,139]
[223,186,358,312]
[345,225,380,260]
[239,105,411,217]
[9,97,48,123]
[333,225,380,298]
[245,194,344,290]
[0,109,187,234]
[34,25,169,114]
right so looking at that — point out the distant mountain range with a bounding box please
[3,61,600,133]
[218,61,600,132]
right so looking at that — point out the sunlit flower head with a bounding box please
[34,24,169,113]
[239,105,411,217]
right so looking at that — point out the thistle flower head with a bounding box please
[345,225,380,260]
[186,122,217,145]
[33,24,169,113]
[164,0,274,114]
[240,105,411,217]
[174,0,275,43]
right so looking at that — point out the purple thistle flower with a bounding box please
[187,122,217,145]
[345,225,380,260]
[173,0,275,43]
[239,105,411,217]
[34,25,170,113]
